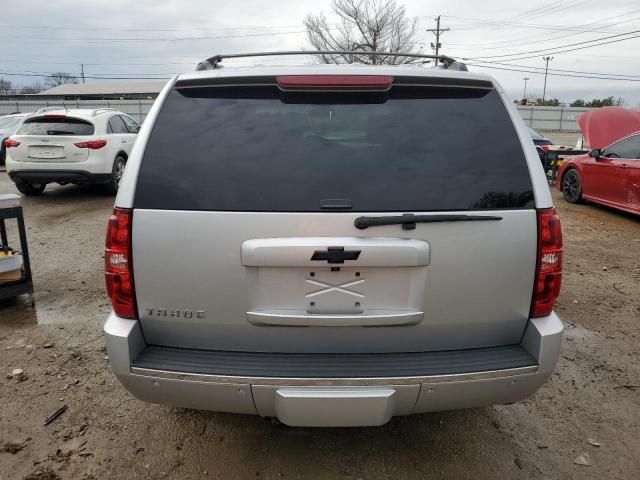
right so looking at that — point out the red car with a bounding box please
[557,107,640,215]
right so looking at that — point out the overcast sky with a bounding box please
[2,0,640,105]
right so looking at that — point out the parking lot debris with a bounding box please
[614,384,640,391]
[0,439,28,454]
[612,283,628,295]
[77,423,89,437]
[7,368,26,381]
[23,467,61,480]
[44,405,68,426]
[574,453,593,466]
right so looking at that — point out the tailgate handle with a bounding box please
[310,247,361,264]
[242,237,429,267]
[354,213,503,230]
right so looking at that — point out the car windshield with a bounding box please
[0,116,23,130]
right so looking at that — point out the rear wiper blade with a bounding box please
[354,213,503,230]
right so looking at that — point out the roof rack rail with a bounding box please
[195,50,467,71]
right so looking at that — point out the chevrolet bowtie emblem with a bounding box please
[310,246,361,264]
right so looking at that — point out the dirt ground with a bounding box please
[0,171,638,480]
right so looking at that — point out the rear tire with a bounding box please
[106,155,126,195]
[562,169,583,204]
[15,181,46,196]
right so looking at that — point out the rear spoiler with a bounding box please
[175,75,493,91]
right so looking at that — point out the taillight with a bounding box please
[74,140,107,149]
[105,208,137,319]
[531,208,563,317]
[276,75,394,90]
[4,138,20,148]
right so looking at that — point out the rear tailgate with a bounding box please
[131,75,537,354]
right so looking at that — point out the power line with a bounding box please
[506,0,594,24]
[446,9,640,50]
[0,71,172,80]
[470,32,640,62]
[466,28,640,60]
[441,14,632,34]
[468,59,640,79]
[0,60,195,66]
[0,30,308,45]
[436,2,584,31]
[502,0,576,23]
[0,23,305,32]
[464,62,640,82]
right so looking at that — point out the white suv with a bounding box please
[5,108,140,195]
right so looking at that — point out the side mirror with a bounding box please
[589,149,601,160]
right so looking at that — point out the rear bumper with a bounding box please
[104,313,563,427]
[8,169,110,185]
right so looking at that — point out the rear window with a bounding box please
[18,117,94,136]
[135,82,533,212]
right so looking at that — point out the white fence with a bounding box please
[0,100,154,124]
[2,100,591,132]
[515,105,592,132]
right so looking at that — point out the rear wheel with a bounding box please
[106,155,126,195]
[562,169,583,204]
[15,180,46,196]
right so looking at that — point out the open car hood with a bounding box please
[577,107,640,150]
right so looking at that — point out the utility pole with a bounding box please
[80,64,85,84]
[541,56,553,105]
[522,77,530,100]
[427,16,450,67]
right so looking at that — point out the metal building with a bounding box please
[33,81,167,100]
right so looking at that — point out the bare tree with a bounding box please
[19,82,45,94]
[0,78,14,96]
[304,0,420,64]
[46,72,79,88]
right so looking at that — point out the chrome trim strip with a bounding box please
[130,365,538,386]
[246,310,424,327]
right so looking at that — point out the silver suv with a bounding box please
[104,52,563,427]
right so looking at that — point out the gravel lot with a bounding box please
[0,170,638,480]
